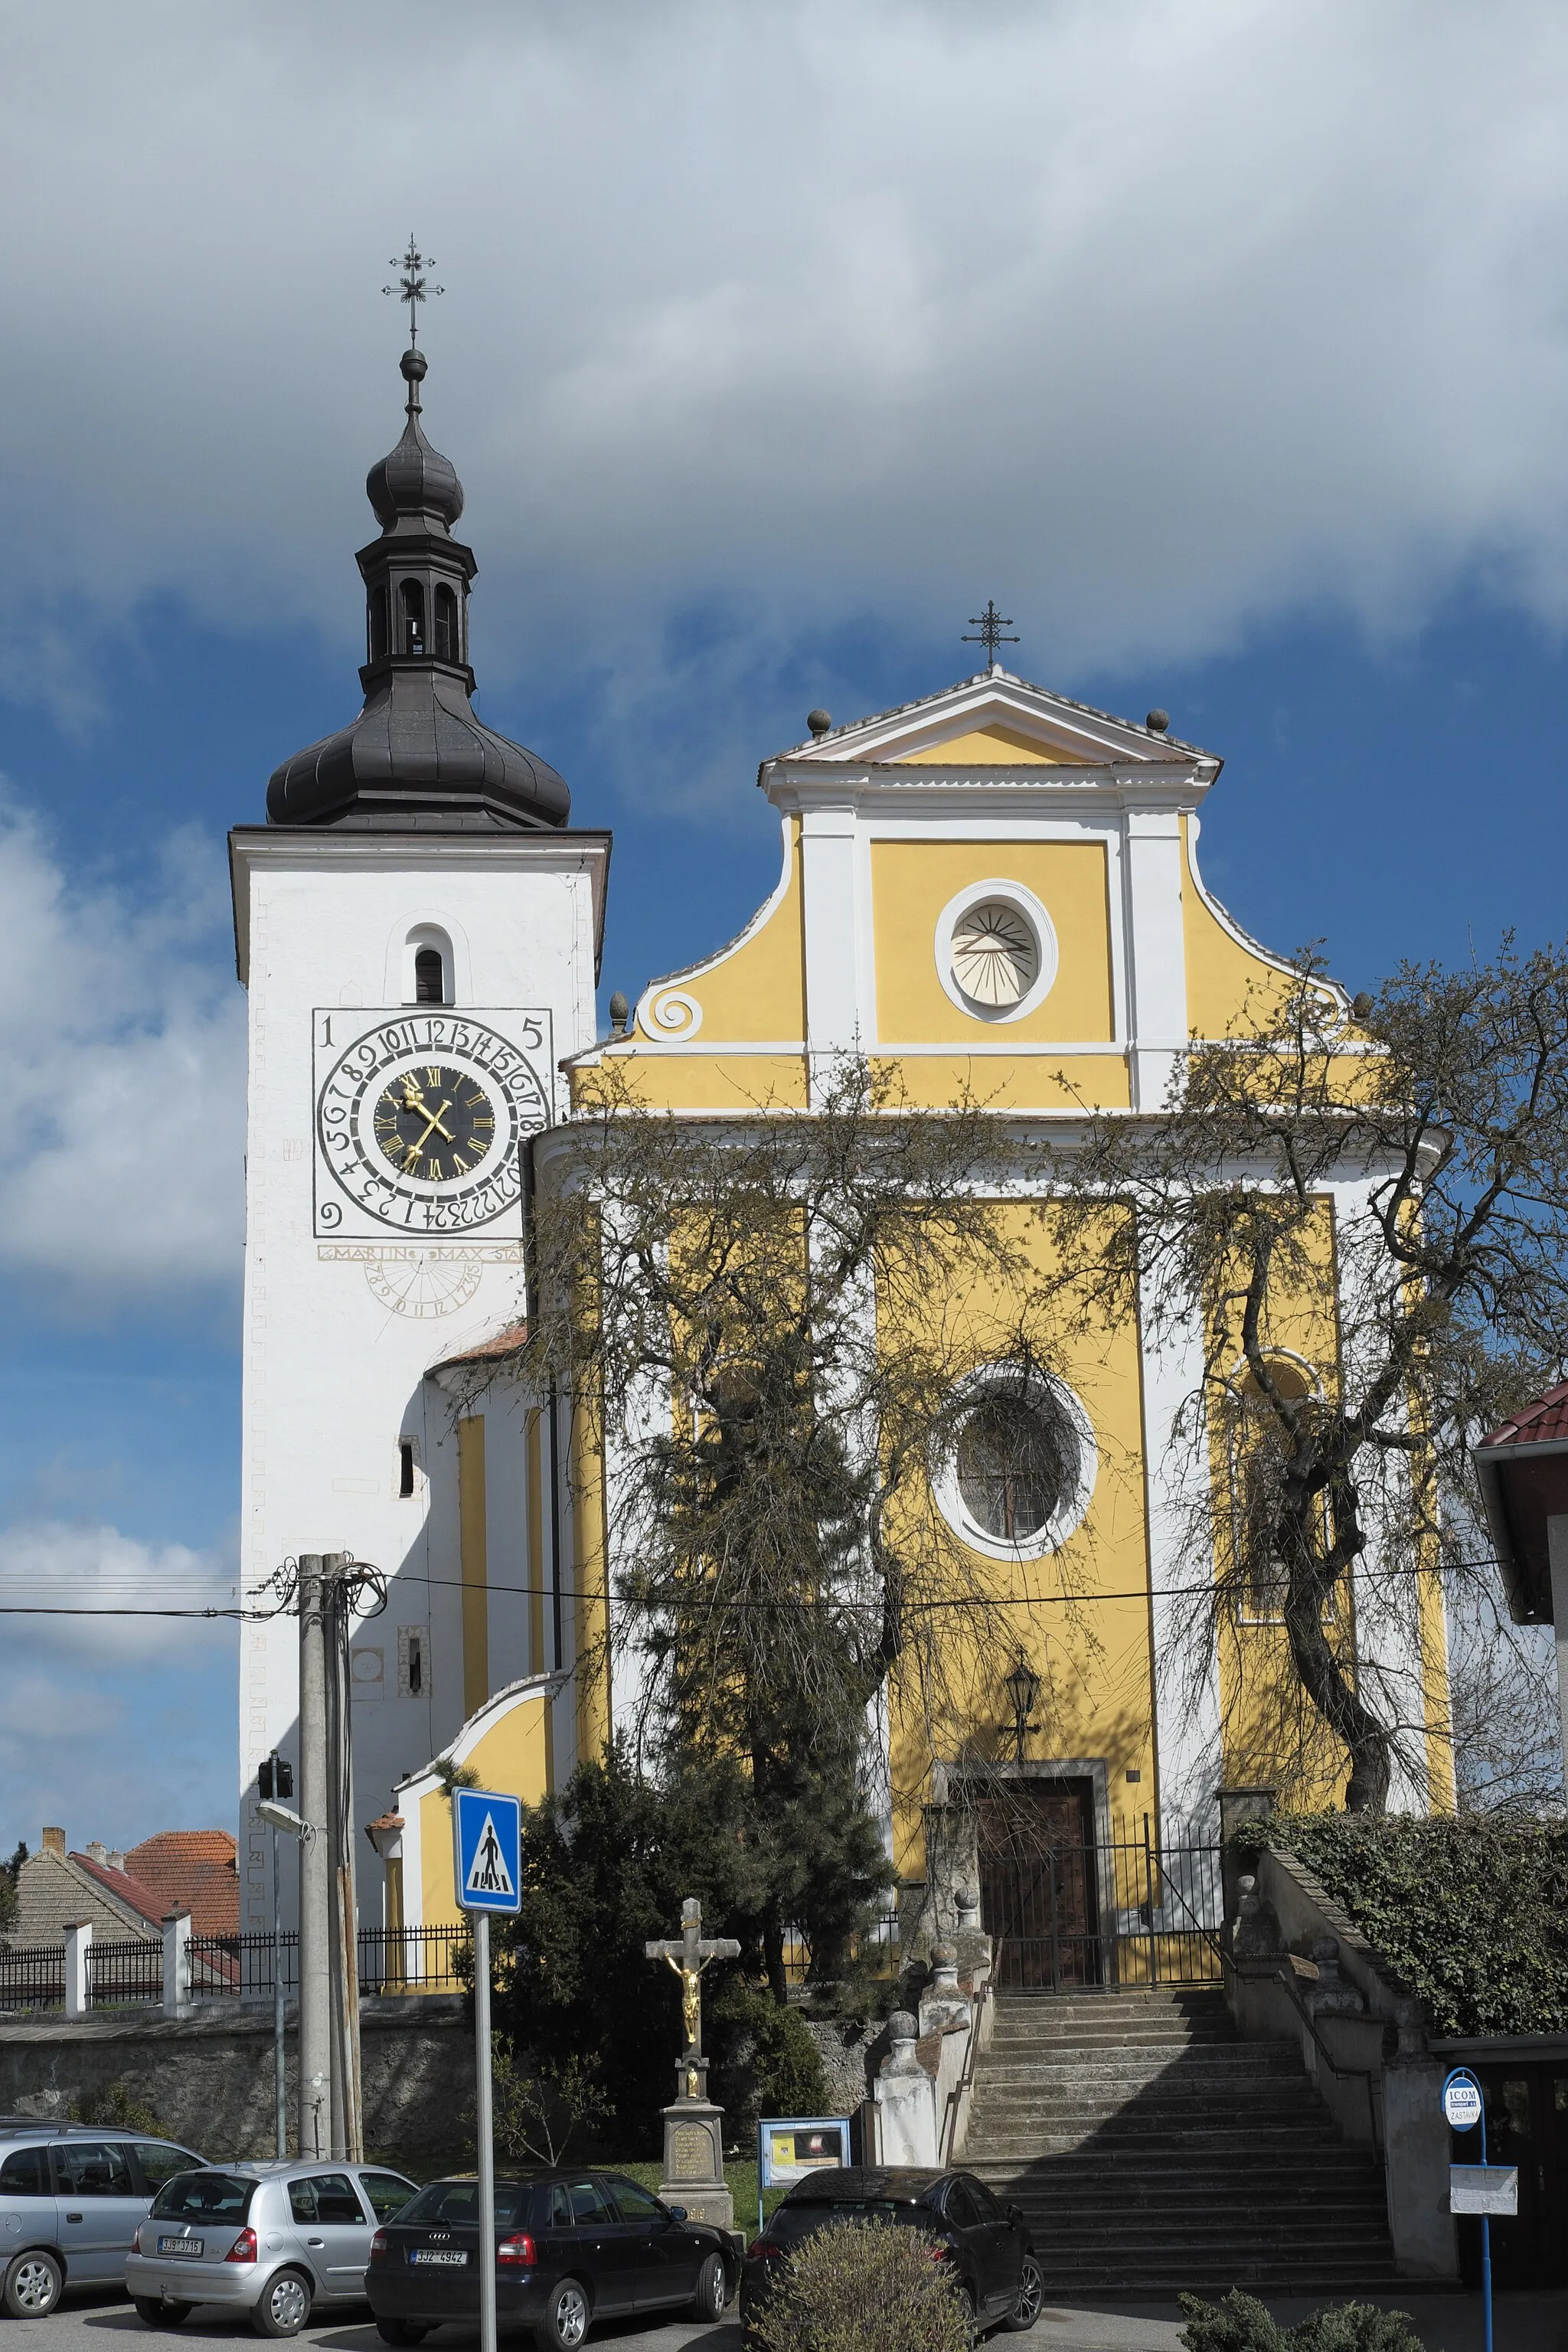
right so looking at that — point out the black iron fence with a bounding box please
[980,1821,1224,1991]
[0,1923,472,2014]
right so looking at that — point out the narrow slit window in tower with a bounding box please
[399,1439,416,1498]
[434,584,459,663]
[400,579,426,655]
[414,947,445,1005]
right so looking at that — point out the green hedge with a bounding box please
[1243,1812,1568,2037]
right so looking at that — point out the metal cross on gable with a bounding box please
[962,599,1020,668]
[384,237,444,348]
[644,1898,741,2062]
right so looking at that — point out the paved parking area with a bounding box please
[3,2287,1564,2352]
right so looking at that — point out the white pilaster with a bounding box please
[1137,1254,1221,1841]
[1547,1517,1568,1804]
[799,799,861,1084]
[1122,808,1187,1109]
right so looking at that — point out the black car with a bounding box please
[366,2169,733,2349]
[741,2166,1042,2338]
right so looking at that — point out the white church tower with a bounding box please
[230,315,607,1938]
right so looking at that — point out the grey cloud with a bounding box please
[5,1,1568,796]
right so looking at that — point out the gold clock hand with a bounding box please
[413,1100,455,1152]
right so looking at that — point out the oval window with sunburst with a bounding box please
[949,900,1040,1008]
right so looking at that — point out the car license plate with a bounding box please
[412,2249,467,2266]
[158,2238,204,2259]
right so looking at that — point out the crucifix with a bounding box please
[645,1898,740,2100]
[384,236,444,349]
[962,599,1020,668]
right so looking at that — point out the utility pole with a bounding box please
[322,1553,364,2161]
[296,1554,333,2162]
[257,1752,293,2157]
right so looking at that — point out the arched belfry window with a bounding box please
[434,584,459,663]
[400,579,426,655]
[403,923,456,1006]
[369,585,390,663]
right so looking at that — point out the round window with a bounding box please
[956,1393,1078,1542]
[935,1367,1096,1559]
[949,900,1040,1008]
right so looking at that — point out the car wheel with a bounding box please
[688,2249,728,2321]
[1004,2252,1044,2331]
[3,2249,64,2319]
[135,2296,193,2327]
[533,2275,590,2350]
[251,2266,315,2337]
[375,2322,429,2345]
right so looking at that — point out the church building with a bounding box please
[233,335,1452,1964]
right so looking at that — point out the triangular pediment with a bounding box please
[776,669,1214,769]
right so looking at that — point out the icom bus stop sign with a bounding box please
[453,1788,521,1916]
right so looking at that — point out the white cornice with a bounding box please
[762,763,1216,814]
[228,828,612,985]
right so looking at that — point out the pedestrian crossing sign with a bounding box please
[452,1788,522,1915]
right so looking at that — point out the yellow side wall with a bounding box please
[458,1416,488,1718]
[416,1692,556,1921]
[873,840,1115,1046]
[1183,816,1295,1040]
[526,1408,545,1681]
[631,817,806,1046]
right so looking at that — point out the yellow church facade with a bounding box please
[390,663,1452,1948]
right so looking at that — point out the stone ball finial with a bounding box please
[888,2009,917,2040]
[1352,991,1374,1020]
[1146,708,1170,733]
[608,990,630,1037]
[807,708,832,739]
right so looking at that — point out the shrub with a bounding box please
[70,2080,171,2137]
[1179,2291,1423,2352]
[750,2218,971,2352]
[1239,1812,1568,2035]
[708,1977,830,2128]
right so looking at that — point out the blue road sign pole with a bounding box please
[475,1911,495,2352]
[1479,2099,1492,2352]
[452,1791,520,2352]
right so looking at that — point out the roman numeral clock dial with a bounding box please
[372,1065,495,1181]
[315,1013,550,1234]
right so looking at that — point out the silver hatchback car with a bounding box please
[126,2160,418,2336]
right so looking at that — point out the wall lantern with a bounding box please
[1004,1648,1042,1762]
[1472,1380,1568,1798]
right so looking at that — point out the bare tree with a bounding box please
[1041,943,1568,1812]
[520,1057,1093,1986]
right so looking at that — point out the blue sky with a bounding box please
[5,0,1568,1853]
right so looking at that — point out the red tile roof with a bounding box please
[1478,1380,1568,1452]
[125,1832,239,1937]
[430,1321,529,1374]
[70,1853,167,1929]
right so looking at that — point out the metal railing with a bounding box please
[89,1937,164,2004]
[0,1923,473,2013]
[981,1823,1225,1991]
[780,1916,900,1987]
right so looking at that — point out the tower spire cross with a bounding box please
[384,237,443,350]
[962,599,1020,669]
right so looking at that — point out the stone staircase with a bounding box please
[962,1988,1398,2296]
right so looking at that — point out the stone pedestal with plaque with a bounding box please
[656,2055,733,2230]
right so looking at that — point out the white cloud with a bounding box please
[5,2,1568,784]
[0,1520,237,1856]
[0,793,245,1306]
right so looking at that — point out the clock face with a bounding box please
[371,1063,496,1184]
[316,1012,550,1234]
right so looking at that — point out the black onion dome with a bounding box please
[266,342,570,832]
[365,350,464,533]
[267,670,570,830]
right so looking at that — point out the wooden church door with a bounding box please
[977,1776,1101,1990]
